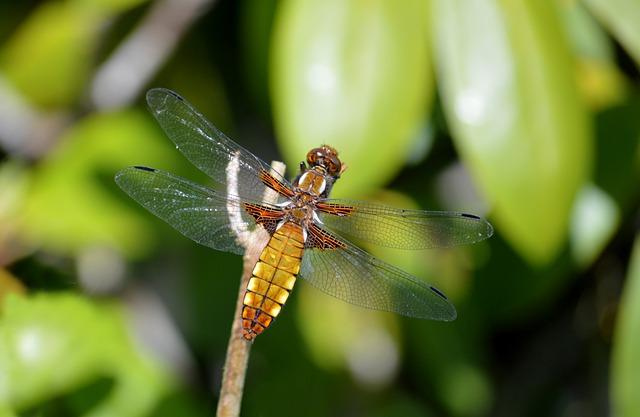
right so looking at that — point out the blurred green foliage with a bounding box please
[434,0,592,265]
[0,0,638,416]
[21,110,179,257]
[272,0,433,198]
[611,235,640,417]
[584,0,640,67]
[0,293,170,417]
[1,0,150,107]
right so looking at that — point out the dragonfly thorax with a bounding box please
[289,207,308,221]
[295,169,327,196]
[282,194,315,225]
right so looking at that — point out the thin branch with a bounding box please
[0,0,215,156]
[216,160,286,417]
[215,238,261,417]
[90,0,215,110]
[0,74,70,158]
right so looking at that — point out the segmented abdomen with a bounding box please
[242,222,304,340]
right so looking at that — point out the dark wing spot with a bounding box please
[460,213,480,220]
[430,286,448,300]
[133,166,156,172]
[146,88,185,105]
[166,90,183,101]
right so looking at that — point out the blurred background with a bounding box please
[0,0,639,416]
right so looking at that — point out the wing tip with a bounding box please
[460,212,494,241]
[429,286,457,321]
[485,220,494,239]
[146,88,184,109]
[443,308,458,321]
[114,168,129,188]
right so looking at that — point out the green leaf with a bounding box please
[240,0,278,116]
[0,2,102,107]
[70,0,151,14]
[0,0,150,108]
[407,314,493,416]
[0,162,29,262]
[0,269,25,303]
[369,394,432,417]
[611,235,640,417]
[583,0,640,68]
[433,0,592,264]
[569,183,619,267]
[439,362,492,417]
[561,0,614,61]
[20,110,178,257]
[296,284,402,388]
[593,96,640,209]
[558,0,627,109]
[271,0,433,198]
[297,285,401,388]
[0,293,170,416]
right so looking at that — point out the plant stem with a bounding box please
[216,160,286,417]
[215,244,260,417]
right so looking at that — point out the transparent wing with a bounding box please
[317,199,493,249]
[115,166,269,255]
[146,88,292,203]
[300,229,456,320]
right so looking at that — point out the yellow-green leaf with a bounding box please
[0,269,25,305]
[70,0,150,14]
[584,0,640,68]
[20,110,178,257]
[0,2,102,107]
[558,0,627,109]
[569,183,620,267]
[611,235,640,417]
[433,0,592,264]
[1,0,150,108]
[271,0,433,198]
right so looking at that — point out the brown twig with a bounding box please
[216,160,286,417]
[215,242,261,417]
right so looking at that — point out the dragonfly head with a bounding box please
[306,145,343,179]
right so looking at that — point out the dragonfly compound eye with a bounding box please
[307,146,342,177]
[306,148,324,166]
[327,157,342,176]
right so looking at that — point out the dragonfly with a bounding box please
[115,88,493,341]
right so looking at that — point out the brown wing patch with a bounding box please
[306,224,346,250]
[316,202,355,216]
[244,203,285,234]
[259,170,295,198]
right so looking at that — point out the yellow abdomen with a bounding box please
[242,222,304,340]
